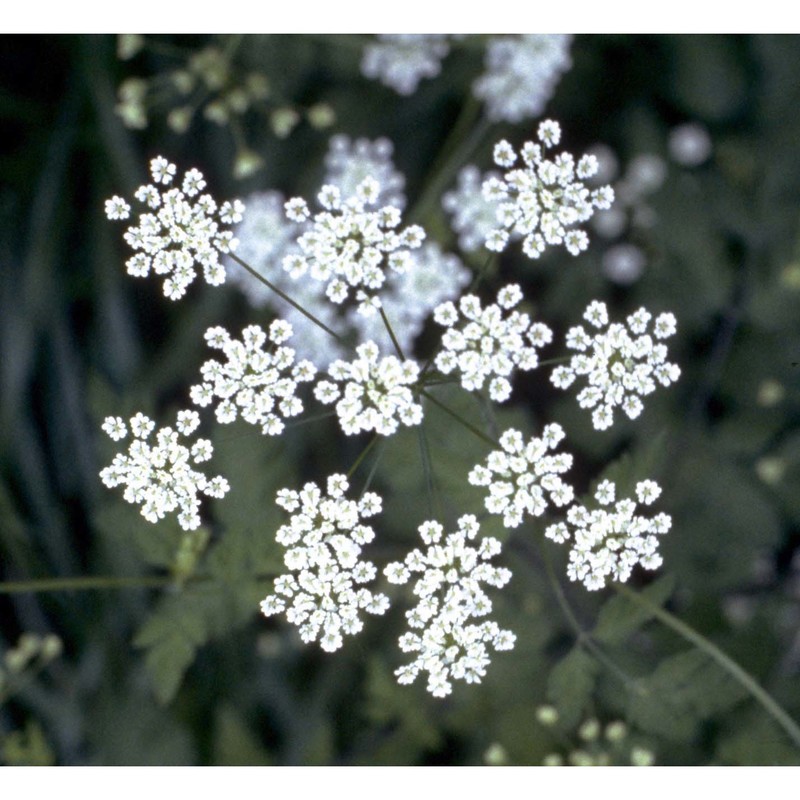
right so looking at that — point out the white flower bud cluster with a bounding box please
[104,156,244,300]
[442,165,505,253]
[99,410,229,531]
[468,424,574,529]
[483,121,614,259]
[473,35,572,123]
[360,34,450,96]
[314,341,423,436]
[433,284,553,402]
[545,479,672,591]
[260,475,390,652]
[352,242,471,359]
[324,135,406,209]
[189,321,317,436]
[551,301,681,430]
[283,178,425,314]
[384,515,515,698]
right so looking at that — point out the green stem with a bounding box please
[538,355,571,367]
[347,433,380,481]
[537,542,635,686]
[613,582,800,751]
[409,96,490,227]
[0,575,173,594]
[228,252,343,342]
[379,305,405,360]
[419,389,497,448]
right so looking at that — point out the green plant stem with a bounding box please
[347,433,380,480]
[613,582,800,751]
[0,575,173,594]
[537,541,635,687]
[379,306,405,360]
[419,389,497,448]
[228,252,342,342]
[409,96,490,227]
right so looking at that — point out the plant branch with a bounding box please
[613,582,800,751]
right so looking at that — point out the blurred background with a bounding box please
[1,33,799,766]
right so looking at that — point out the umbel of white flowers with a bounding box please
[100,125,680,699]
[105,157,243,299]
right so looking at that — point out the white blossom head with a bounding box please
[260,475,389,652]
[474,35,572,123]
[189,321,317,436]
[469,424,574,528]
[545,479,671,591]
[314,341,423,437]
[324,135,406,209]
[433,284,553,403]
[105,157,244,300]
[482,122,614,259]
[384,514,515,697]
[99,409,229,530]
[551,301,680,430]
[283,178,425,314]
[361,34,450,96]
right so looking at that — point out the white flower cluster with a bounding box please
[104,156,244,300]
[545,479,671,591]
[283,178,426,314]
[551,301,681,430]
[354,242,471,357]
[433,284,553,402]
[361,34,450,95]
[384,515,515,698]
[189,321,316,436]
[442,165,504,253]
[324,135,406,209]
[483,121,614,258]
[474,35,572,123]
[228,191,469,370]
[99,410,229,531]
[260,475,390,652]
[468,424,574,528]
[314,341,423,436]
[225,191,303,306]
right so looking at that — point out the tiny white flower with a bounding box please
[104,196,130,220]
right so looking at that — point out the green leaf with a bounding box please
[133,589,213,705]
[628,649,748,741]
[546,647,599,729]
[593,574,675,645]
[212,704,273,766]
